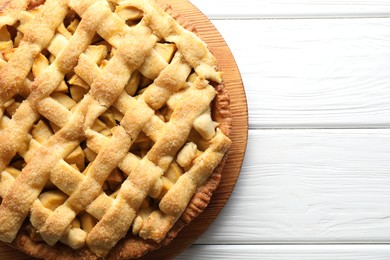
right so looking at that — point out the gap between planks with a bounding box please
[209,16,390,20]
[177,244,390,259]
[190,0,390,20]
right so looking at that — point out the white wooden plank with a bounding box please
[210,19,390,128]
[177,245,390,260]
[196,129,390,244]
[190,0,390,18]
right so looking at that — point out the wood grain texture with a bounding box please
[177,245,390,259]
[190,0,390,18]
[210,19,390,128]
[0,0,247,259]
[195,130,390,244]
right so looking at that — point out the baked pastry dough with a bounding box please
[0,0,231,258]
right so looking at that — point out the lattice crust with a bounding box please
[0,0,231,258]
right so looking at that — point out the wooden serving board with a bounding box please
[0,0,248,259]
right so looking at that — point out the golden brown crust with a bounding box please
[6,80,230,260]
[0,0,232,259]
[7,82,230,260]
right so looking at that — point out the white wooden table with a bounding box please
[177,1,390,259]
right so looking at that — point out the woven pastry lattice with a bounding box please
[0,0,231,257]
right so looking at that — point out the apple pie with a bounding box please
[0,0,231,258]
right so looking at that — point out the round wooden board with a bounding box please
[0,0,248,259]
